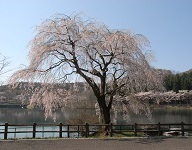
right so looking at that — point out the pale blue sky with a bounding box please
[0,0,192,81]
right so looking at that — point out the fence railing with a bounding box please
[0,122,192,139]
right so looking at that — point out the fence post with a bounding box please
[77,125,80,138]
[4,122,8,140]
[33,122,37,138]
[134,123,137,136]
[59,123,63,138]
[158,122,161,136]
[14,128,16,139]
[181,122,185,136]
[67,125,70,138]
[85,123,89,138]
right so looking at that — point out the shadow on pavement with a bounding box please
[103,136,190,145]
[102,137,165,143]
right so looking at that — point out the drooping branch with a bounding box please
[9,14,163,124]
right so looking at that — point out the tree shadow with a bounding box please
[103,136,166,144]
[135,137,166,144]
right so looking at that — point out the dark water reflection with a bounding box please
[121,108,192,124]
[0,108,192,124]
[0,108,66,124]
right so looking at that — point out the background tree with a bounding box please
[180,73,191,90]
[0,53,9,84]
[10,14,162,126]
[130,90,192,106]
[164,71,192,92]
[163,74,174,91]
[173,74,181,92]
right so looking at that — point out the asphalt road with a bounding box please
[1,137,192,150]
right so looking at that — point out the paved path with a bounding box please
[1,137,192,150]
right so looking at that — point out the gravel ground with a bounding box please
[0,137,192,150]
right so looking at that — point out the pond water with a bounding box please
[117,108,192,124]
[0,107,192,124]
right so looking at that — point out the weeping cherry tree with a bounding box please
[10,14,162,125]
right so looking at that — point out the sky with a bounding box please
[0,0,192,82]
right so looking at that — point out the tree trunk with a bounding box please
[100,106,111,135]
[96,95,111,124]
[96,96,111,135]
[100,106,111,124]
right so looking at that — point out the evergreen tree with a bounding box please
[164,75,174,91]
[164,71,192,91]
[173,74,181,92]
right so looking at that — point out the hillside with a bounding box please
[0,82,96,108]
[0,82,43,106]
[0,68,190,107]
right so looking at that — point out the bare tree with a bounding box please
[0,53,9,83]
[10,14,162,126]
